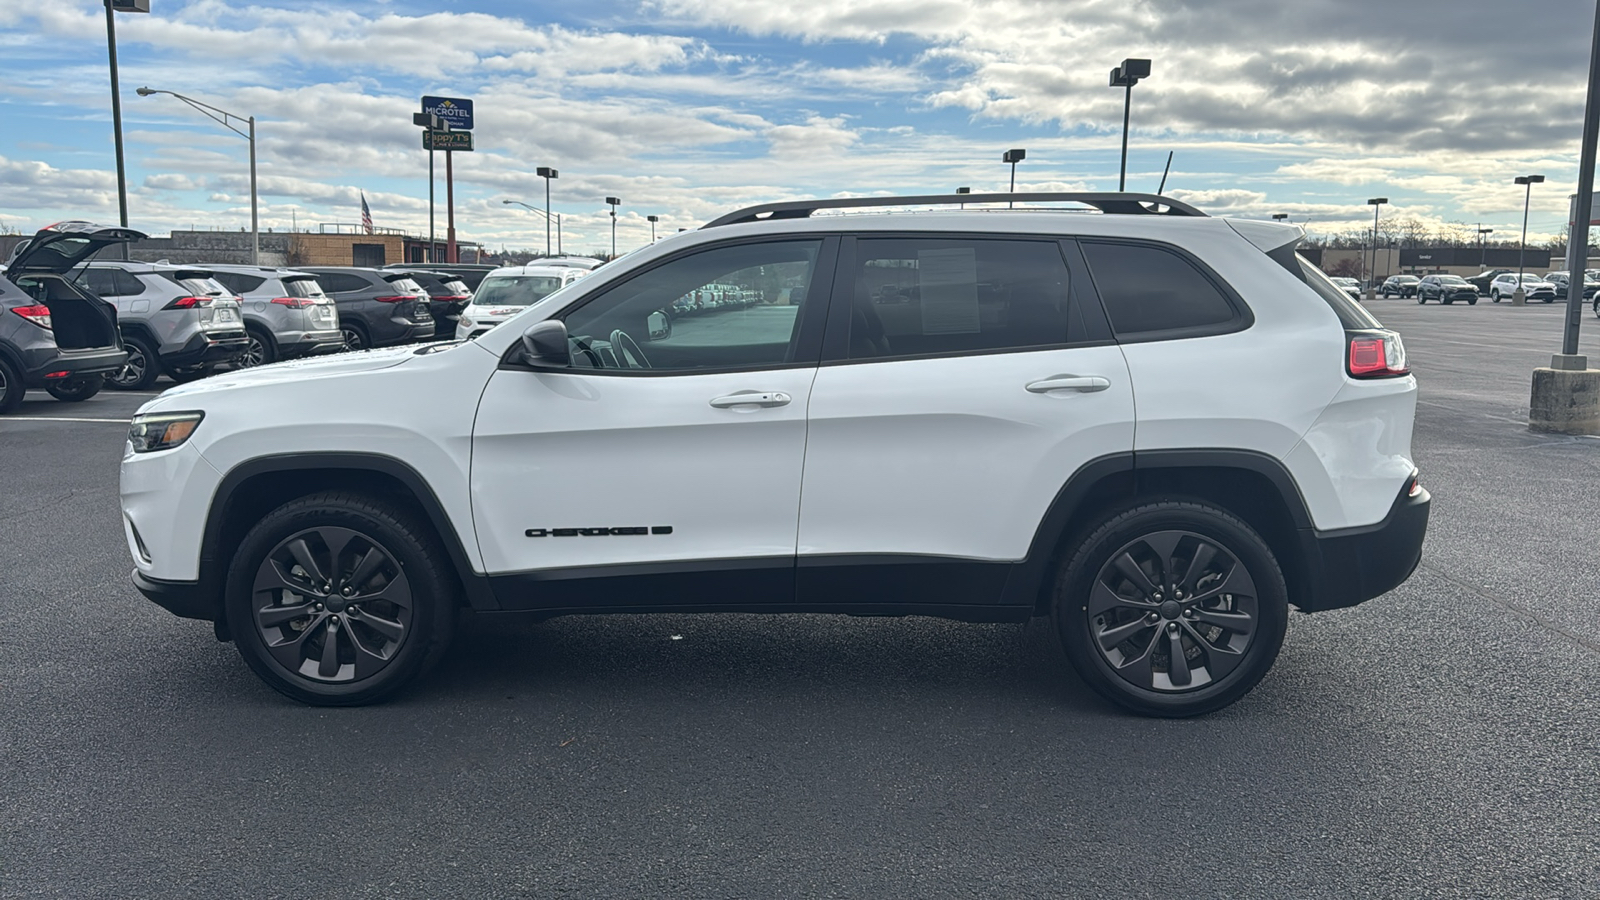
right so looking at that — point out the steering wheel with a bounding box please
[608,329,652,369]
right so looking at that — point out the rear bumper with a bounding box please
[23,346,128,384]
[131,569,214,621]
[163,331,249,367]
[281,329,345,358]
[1295,485,1430,612]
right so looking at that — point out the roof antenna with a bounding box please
[1157,151,1174,194]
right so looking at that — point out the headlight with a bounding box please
[459,316,474,328]
[129,411,204,453]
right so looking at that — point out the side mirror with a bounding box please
[520,319,570,367]
[646,309,671,341]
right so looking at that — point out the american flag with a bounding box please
[360,192,373,234]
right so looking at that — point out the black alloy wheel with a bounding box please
[107,335,159,391]
[341,324,367,352]
[226,492,456,705]
[0,355,22,413]
[1417,292,1428,304]
[1054,501,1288,717]
[45,374,104,402]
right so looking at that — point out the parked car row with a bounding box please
[0,222,619,410]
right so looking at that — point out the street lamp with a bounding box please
[105,0,148,259]
[1002,149,1025,208]
[138,86,258,265]
[502,199,561,256]
[1366,197,1388,298]
[536,166,558,257]
[605,197,621,258]
[1515,175,1545,294]
[1478,227,1494,270]
[1109,58,1151,192]
[647,215,660,242]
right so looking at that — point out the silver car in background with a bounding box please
[206,265,343,367]
[77,261,247,389]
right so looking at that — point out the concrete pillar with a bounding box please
[1529,355,1600,434]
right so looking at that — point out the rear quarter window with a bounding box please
[1079,240,1247,340]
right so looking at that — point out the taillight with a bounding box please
[164,296,214,310]
[373,295,412,303]
[270,297,316,308]
[1347,330,1409,378]
[439,295,470,302]
[1407,472,1423,497]
[9,304,52,329]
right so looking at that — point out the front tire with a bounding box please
[1492,290,1502,302]
[1417,294,1427,304]
[225,491,457,706]
[46,374,104,402]
[1052,500,1288,717]
[1467,296,1477,305]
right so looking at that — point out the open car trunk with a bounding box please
[17,274,121,350]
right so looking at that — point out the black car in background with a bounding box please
[1466,268,1513,295]
[1544,271,1600,300]
[299,267,435,350]
[1416,274,1479,305]
[1379,275,1421,298]
[385,263,498,292]
[400,270,473,337]
[0,222,131,412]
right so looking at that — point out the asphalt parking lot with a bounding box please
[3,303,1599,899]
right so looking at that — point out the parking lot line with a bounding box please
[2,416,129,424]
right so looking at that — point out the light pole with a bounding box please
[1002,149,1025,208]
[1478,227,1494,270]
[647,215,660,242]
[1366,197,1388,298]
[606,197,621,258]
[536,166,558,257]
[502,199,561,256]
[138,86,258,265]
[1109,58,1151,192]
[1515,175,1545,295]
[105,1,148,258]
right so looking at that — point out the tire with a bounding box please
[1467,296,1477,305]
[225,491,458,706]
[107,334,159,391]
[341,323,369,352]
[238,325,277,369]
[45,374,104,402]
[1052,500,1289,718]
[166,364,215,384]
[1543,296,1554,303]
[1593,298,1599,318]
[1416,294,1427,305]
[1492,291,1501,303]
[1443,297,1453,305]
[0,354,23,414]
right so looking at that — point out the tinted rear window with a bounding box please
[281,277,326,298]
[213,273,266,294]
[383,276,423,293]
[1080,241,1243,338]
[162,273,231,296]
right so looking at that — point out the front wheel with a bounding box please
[225,491,457,706]
[1467,296,1477,305]
[1492,291,1502,302]
[1053,500,1288,717]
[1417,294,1428,305]
[46,374,104,402]
[1543,296,1555,303]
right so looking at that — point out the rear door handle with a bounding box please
[709,391,792,409]
[1026,375,1111,394]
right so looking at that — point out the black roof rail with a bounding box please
[702,191,1206,228]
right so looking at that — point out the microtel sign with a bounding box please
[421,96,473,130]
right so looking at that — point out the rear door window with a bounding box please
[1079,241,1247,340]
[841,236,1090,360]
[213,273,266,295]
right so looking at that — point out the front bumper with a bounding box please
[131,569,213,621]
[1294,485,1431,612]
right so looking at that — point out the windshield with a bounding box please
[473,275,565,307]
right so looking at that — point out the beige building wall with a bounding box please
[289,234,406,266]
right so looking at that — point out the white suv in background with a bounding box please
[455,264,591,340]
[121,192,1428,716]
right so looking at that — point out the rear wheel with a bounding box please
[225,491,457,706]
[1053,500,1288,717]
[107,334,159,391]
[238,325,276,368]
[0,355,23,413]
[341,323,369,352]
[46,374,104,402]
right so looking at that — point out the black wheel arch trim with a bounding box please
[198,453,497,629]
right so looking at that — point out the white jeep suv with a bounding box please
[121,192,1428,716]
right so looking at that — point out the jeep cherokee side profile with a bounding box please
[121,193,1428,716]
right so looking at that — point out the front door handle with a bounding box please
[710,390,792,409]
[1026,375,1111,394]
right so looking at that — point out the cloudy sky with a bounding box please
[1,0,1595,255]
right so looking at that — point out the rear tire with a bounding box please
[238,325,277,369]
[46,374,104,402]
[0,355,23,414]
[107,334,159,391]
[225,491,458,706]
[1052,500,1288,717]
[341,323,369,352]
